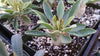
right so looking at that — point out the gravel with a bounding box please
[26,36,90,56]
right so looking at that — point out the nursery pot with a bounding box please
[0,24,36,56]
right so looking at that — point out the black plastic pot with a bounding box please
[0,24,36,56]
[82,23,100,56]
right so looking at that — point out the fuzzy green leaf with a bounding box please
[68,28,96,37]
[68,0,76,4]
[11,34,23,56]
[0,38,8,56]
[4,9,14,14]
[63,24,77,33]
[43,1,53,20]
[12,11,19,16]
[22,1,32,10]
[70,23,86,31]
[57,0,65,19]
[64,16,74,27]
[34,50,45,56]
[25,30,47,37]
[63,9,70,26]
[13,17,18,31]
[87,0,100,3]
[21,15,31,24]
[37,20,54,30]
[0,14,13,19]
[29,4,41,9]
[32,10,48,23]
[68,0,81,18]
[61,35,72,44]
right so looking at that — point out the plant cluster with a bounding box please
[0,0,33,30]
[25,0,96,45]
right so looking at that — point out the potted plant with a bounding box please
[24,0,96,55]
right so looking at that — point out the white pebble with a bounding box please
[64,54,68,56]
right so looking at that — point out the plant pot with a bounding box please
[0,24,36,56]
[82,23,100,56]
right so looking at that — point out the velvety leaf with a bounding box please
[0,14,13,19]
[43,1,53,20]
[21,15,31,24]
[70,23,86,31]
[4,9,14,14]
[31,10,48,23]
[29,4,41,9]
[22,0,32,2]
[11,34,23,56]
[57,0,65,19]
[61,35,72,44]
[87,0,100,3]
[0,6,10,10]
[64,16,74,27]
[12,11,19,16]
[68,0,76,4]
[7,0,14,8]
[13,17,18,31]
[22,1,32,10]
[63,27,72,33]
[34,50,45,56]
[68,0,81,18]
[63,24,77,32]
[25,30,47,37]
[37,20,54,30]
[0,37,8,56]
[63,9,70,26]
[68,28,96,37]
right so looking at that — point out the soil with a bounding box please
[73,6,100,28]
[26,36,90,56]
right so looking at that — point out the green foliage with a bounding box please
[25,0,96,45]
[11,34,23,56]
[0,38,9,56]
[25,30,47,37]
[0,0,33,31]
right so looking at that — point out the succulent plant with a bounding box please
[0,0,34,31]
[11,34,23,56]
[25,0,96,45]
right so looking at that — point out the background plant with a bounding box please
[0,0,34,31]
[25,0,96,45]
